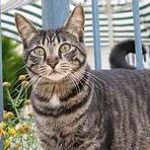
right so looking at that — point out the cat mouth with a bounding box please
[42,71,68,82]
[48,70,65,76]
[49,71,60,76]
[49,71,59,75]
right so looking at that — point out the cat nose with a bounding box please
[47,57,59,68]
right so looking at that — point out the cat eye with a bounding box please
[59,43,71,53]
[33,47,45,56]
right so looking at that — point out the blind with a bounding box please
[1,1,150,47]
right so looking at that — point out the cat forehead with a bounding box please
[24,28,78,49]
[38,28,77,43]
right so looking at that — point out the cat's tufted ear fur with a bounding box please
[65,5,84,42]
[15,13,37,47]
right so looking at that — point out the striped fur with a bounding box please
[15,6,150,150]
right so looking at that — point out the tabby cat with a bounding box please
[109,40,147,69]
[15,5,150,150]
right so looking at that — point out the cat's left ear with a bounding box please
[65,5,84,42]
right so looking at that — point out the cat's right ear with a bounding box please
[65,5,84,42]
[15,13,37,46]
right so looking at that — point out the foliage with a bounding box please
[1,76,39,150]
[2,36,27,111]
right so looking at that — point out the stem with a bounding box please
[25,88,28,100]
[16,85,23,100]
[6,89,21,122]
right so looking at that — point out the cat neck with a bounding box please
[31,65,92,117]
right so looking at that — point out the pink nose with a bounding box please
[47,57,59,68]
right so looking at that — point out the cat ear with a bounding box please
[15,13,37,46]
[65,5,84,42]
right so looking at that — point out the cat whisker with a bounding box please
[70,73,97,103]
[12,76,37,99]
[8,64,27,90]
[83,71,106,86]
[75,72,101,91]
[72,72,99,114]
[71,73,87,92]
[10,73,29,91]
[66,76,79,96]
[73,72,94,90]
[32,77,43,91]
[21,77,39,96]
[10,76,30,95]
[10,64,26,78]
[68,74,80,95]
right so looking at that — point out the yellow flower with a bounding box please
[14,143,20,150]
[3,111,15,120]
[21,81,29,88]
[4,139,11,149]
[25,99,32,105]
[18,75,27,81]
[3,82,11,88]
[0,121,7,129]
[8,127,17,136]
[15,123,30,134]
[0,127,5,136]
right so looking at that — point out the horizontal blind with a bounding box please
[1,1,150,47]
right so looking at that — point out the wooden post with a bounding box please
[92,0,102,69]
[42,0,69,29]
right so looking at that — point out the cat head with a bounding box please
[15,6,88,83]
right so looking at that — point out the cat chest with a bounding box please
[49,94,61,108]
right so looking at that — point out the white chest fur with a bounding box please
[49,94,61,108]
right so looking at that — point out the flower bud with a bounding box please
[18,75,27,81]
[3,82,11,88]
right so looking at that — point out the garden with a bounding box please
[0,37,39,149]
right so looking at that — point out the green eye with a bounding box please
[34,47,44,56]
[59,43,71,53]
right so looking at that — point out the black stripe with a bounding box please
[55,32,61,43]
[48,30,55,43]
[52,34,56,43]
[27,65,39,75]
[74,57,86,71]
[74,45,86,59]
[64,49,77,60]
[34,87,55,102]
[34,93,50,101]
[41,133,58,143]
[42,30,46,45]
[32,86,91,117]
[71,45,86,70]
[71,110,86,125]
[40,137,49,145]
[60,72,89,101]
[29,55,42,64]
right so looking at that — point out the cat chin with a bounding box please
[43,73,68,82]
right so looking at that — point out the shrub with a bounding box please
[2,36,27,111]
